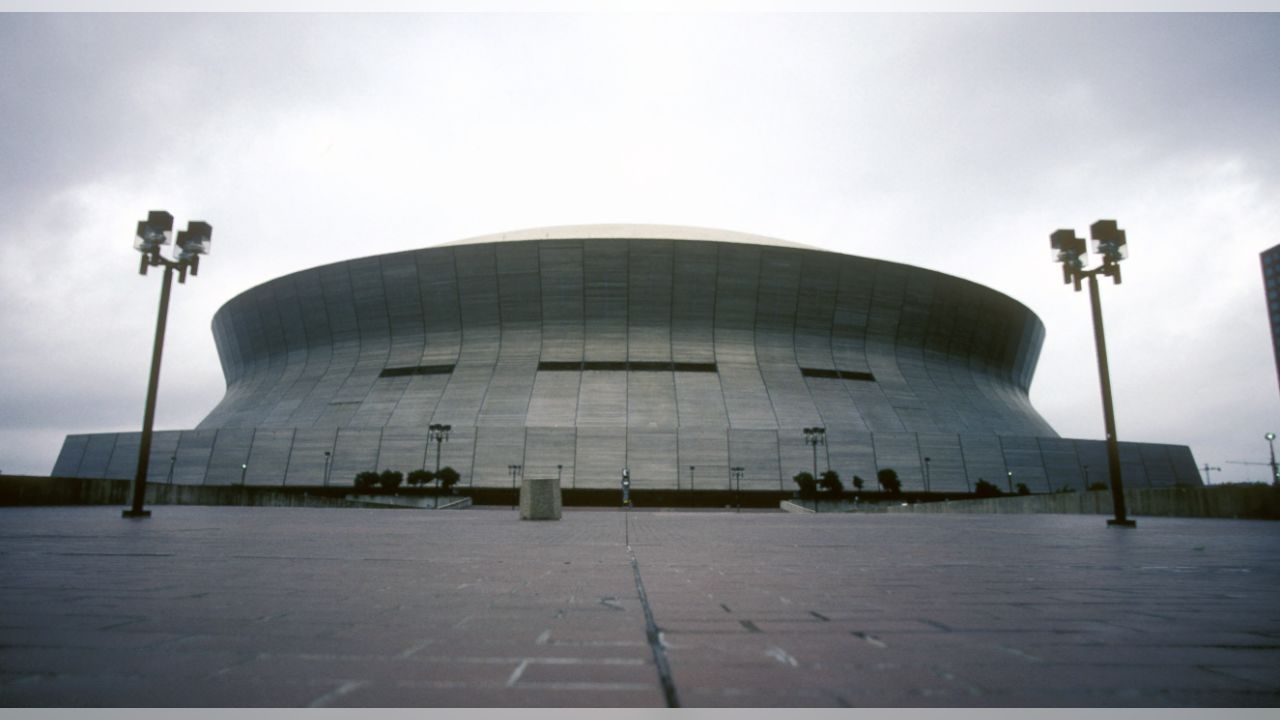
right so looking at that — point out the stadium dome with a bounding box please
[55,225,1199,492]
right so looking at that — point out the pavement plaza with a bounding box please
[0,505,1278,708]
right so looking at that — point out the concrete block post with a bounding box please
[520,477,562,520]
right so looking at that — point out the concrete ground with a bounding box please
[0,505,1277,708]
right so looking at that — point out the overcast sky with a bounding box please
[2,12,1277,483]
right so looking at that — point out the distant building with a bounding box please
[1264,243,1280,396]
[54,225,1200,491]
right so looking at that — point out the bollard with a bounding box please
[520,477,562,520]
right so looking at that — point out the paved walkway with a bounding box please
[0,506,1277,707]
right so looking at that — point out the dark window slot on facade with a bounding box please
[673,362,717,373]
[536,361,720,372]
[379,364,456,378]
[839,370,876,382]
[537,361,583,371]
[628,361,673,372]
[800,367,876,382]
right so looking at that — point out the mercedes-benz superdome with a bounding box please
[54,224,1200,491]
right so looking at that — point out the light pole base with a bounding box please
[122,509,152,519]
[1107,518,1136,528]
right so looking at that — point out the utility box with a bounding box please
[520,477,562,520]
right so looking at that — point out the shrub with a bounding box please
[819,469,843,493]
[436,466,461,491]
[973,479,1002,497]
[407,469,434,487]
[1016,482,1030,496]
[877,468,902,495]
[379,469,404,491]
[1087,482,1108,491]
[852,475,865,492]
[354,470,380,491]
[793,471,817,497]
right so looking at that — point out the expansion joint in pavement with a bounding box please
[627,543,681,708]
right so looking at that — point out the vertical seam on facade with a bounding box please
[103,433,120,482]
[279,428,297,487]
[289,273,334,430]
[326,263,364,423]
[379,255,420,430]
[750,247,782,432]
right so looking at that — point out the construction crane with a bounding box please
[1224,460,1277,484]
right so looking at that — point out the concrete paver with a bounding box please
[0,506,1277,707]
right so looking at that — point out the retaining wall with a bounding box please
[885,486,1279,520]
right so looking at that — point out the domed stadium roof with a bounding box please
[438,223,819,251]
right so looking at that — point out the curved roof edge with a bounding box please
[438,223,819,251]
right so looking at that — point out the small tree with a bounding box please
[436,466,461,493]
[852,475,865,492]
[379,469,404,492]
[354,470,379,491]
[877,468,902,495]
[793,471,817,497]
[407,469,434,488]
[973,479,1002,497]
[1016,482,1030,496]
[1087,482,1108,491]
[819,469,844,494]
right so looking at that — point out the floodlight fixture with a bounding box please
[1090,219,1129,264]
[1050,229,1087,288]
[133,210,174,253]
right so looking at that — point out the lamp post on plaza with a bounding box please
[690,465,695,494]
[1006,470,1013,494]
[803,427,826,482]
[730,466,744,513]
[923,456,932,493]
[427,420,453,504]
[124,211,212,519]
[428,424,451,474]
[1267,433,1278,486]
[323,451,332,488]
[165,455,176,486]
[1050,219,1135,528]
[508,464,522,510]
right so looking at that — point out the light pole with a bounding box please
[1051,220,1135,528]
[557,463,564,487]
[323,451,332,488]
[240,463,248,486]
[730,466,744,513]
[1267,432,1278,486]
[621,467,631,507]
[508,464,522,510]
[1006,470,1013,494]
[923,456,931,493]
[165,455,176,486]
[428,424,451,473]
[690,465,695,493]
[803,427,826,482]
[124,211,212,519]
[428,423,451,502]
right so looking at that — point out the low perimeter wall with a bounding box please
[0,475,390,509]
[884,486,1279,520]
